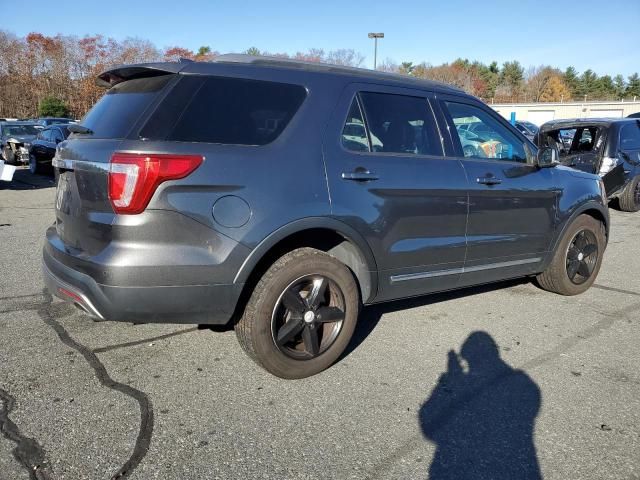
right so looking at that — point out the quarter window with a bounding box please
[142,76,307,145]
[341,98,370,152]
[445,101,528,163]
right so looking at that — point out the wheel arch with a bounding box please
[234,217,379,305]
[551,201,609,254]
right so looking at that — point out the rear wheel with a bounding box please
[536,214,605,295]
[235,247,360,379]
[618,176,640,212]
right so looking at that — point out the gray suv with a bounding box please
[44,55,609,378]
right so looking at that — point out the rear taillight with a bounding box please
[108,152,203,214]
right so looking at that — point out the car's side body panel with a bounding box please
[43,59,609,325]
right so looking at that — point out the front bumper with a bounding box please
[43,242,244,325]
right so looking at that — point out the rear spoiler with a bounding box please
[95,62,187,88]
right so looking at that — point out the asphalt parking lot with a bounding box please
[1,168,639,480]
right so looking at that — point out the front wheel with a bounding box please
[29,154,39,174]
[536,214,605,295]
[235,248,360,379]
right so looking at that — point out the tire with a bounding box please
[536,214,605,295]
[235,247,360,379]
[617,176,640,212]
[29,154,39,174]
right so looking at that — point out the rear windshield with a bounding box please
[2,125,40,136]
[80,75,173,139]
[140,75,307,145]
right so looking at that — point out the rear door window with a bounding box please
[81,74,174,139]
[356,92,442,156]
[141,75,307,145]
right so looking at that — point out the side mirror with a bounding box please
[536,146,559,168]
[55,138,62,144]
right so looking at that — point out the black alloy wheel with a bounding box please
[566,230,599,285]
[271,275,345,359]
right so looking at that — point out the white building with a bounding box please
[491,101,640,125]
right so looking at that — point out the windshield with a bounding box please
[3,125,40,136]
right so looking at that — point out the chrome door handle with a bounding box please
[341,170,379,182]
[477,176,502,185]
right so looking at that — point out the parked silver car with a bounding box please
[0,121,42,164]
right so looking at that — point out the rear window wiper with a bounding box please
[68,124,93,135]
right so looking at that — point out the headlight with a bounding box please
[23,143,30,149]
[599,156,618,177]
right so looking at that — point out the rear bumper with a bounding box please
[43,235,245,325]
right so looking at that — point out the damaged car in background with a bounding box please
[535,118,640,211]
[0,121,42,165]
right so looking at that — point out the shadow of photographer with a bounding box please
[419,331,542,479]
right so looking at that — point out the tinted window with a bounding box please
[41,130,53,141]
[620,122,640,150]
[142,76,306,145]
[81,74,173,139]
[445,101,528,162]
[522,121,539,134]
[51,129,64,143]
[341,98,370,152]
[358,92,442,156]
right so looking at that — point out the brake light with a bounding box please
[108,153,203,214]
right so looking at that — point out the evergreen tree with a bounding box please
[563,66,580,99]
[626,73,640,98]
[580,69,599,99]
[38,96,70,117]
[613,74,626,99]
[196,46,211,56]
[596,75,615,100]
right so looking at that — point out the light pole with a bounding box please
[368,32,384,70]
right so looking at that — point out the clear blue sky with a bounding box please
[13,0,640,76]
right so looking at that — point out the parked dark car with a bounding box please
[28,124,70,174]
[535,118,640,211]
[514,120,539,141]
[628,112,640,119]
[0,121,41,164]
[44,56,609,378]
[36,117,75,127]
